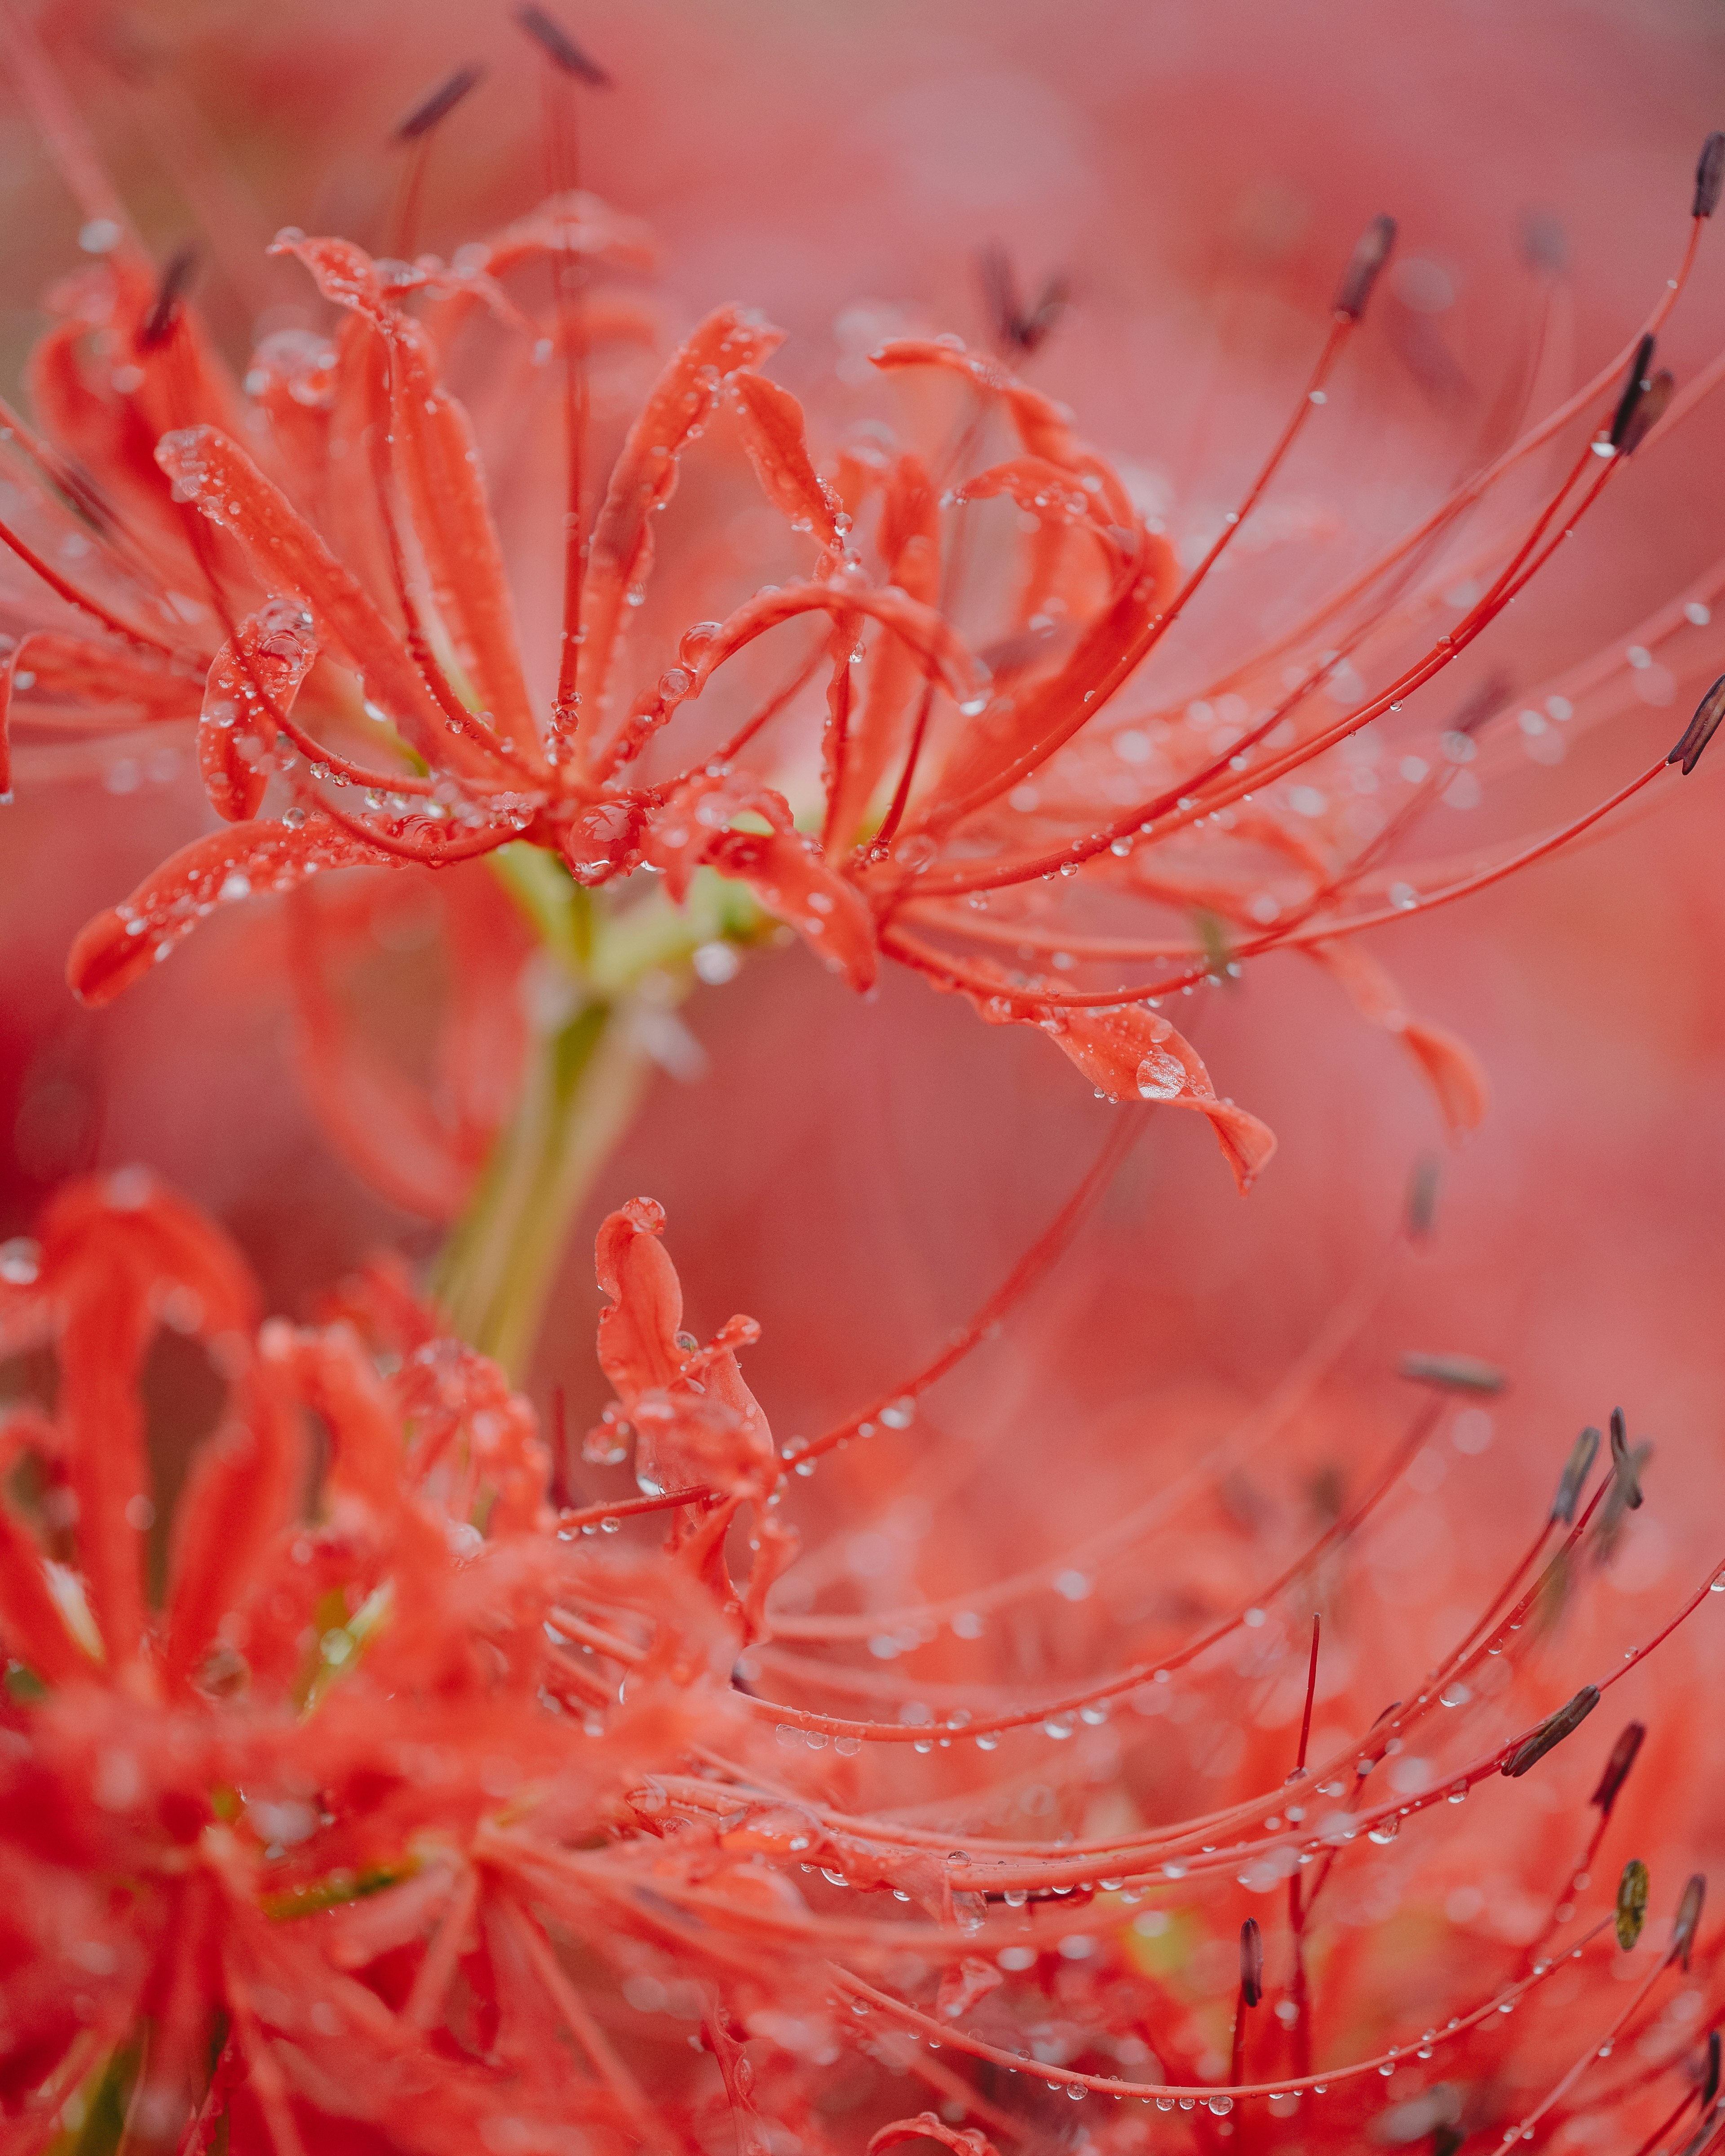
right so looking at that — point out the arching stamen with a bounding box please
[789,1116,1139,1470]
[516,8,611,752]
[744,1396,1439,1742]
[931,220,1381,830]
[391,64,486,261]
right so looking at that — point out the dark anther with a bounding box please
[1704,2029,1721,2109]
[1398,1351,1506,1395]
[395,64,487,141]
[1695,132,1725,219]
[1608,335,1657,452]
[1551,1426,1601,1525]
[979,245,1069,357]
[516,6,611,85]
[1334,213,1398,322]
[1618,368,1674,457]
[1239,1918,1263,2007]
[1609,1407,1645,1510]
[1521,212,1569,275]
[1668,673,1725,775]
[1502,1684,1600,1778]
[1590,1721,1646,1817]
[1673,1875,1707,1971]
[138,245,199,351]
[1617,1858,1650,1952]
[1450,670,1514,738]
[1405,1152,1441,1242]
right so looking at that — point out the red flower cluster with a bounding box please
[5,109,1723,1188]
[0,1173,1718,2152]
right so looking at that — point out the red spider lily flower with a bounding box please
[9,37,1725,1193]
[0,1170,1721,2153]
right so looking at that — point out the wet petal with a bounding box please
[198,601,318,822]
[68,811,391,1007]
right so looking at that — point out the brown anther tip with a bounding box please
[1616,1858,1650,1952]
[1503,1683,1600,1778]
[516,5,611,85]
[1668,672,1725,774]
[1521,212,1569,276]
[978,245,1069,356]
[1551,1425,1600,1525]
[1608,334,1658,451]
[1695,131,1725,219]
[1589,1720,1645,1817]
[1405,1152,1442,1242]
[1334,213,1398,322]
[1238,1918,1263,2007]
[1673,1873,1707,1971]
[1618,368,1674,457]
[1704,2028,1721,2109]
[1450,670,1513,738]
[395,63,486,141]
[1609,1407,1645,1510]
[137,245,199,351]
[1398,1350,1505,1395]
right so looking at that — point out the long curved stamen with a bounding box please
[517,8,612,752]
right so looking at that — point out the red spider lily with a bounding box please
[8,37,1724,1193]
[0,1171,1721,2153]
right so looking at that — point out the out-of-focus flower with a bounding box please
[0,1171,1720,2152]
[7,23,1723,1204]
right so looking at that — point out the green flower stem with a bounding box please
[432,850,767,1378]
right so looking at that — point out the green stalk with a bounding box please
[431,849,767,1378]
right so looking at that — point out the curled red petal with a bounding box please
[67,812,389,1007]
[0,1502,98,1688]
[1018,1001,1276,1193]
[593,1197,684,1406]
[164,1364,303,1694]
[1312,939,1489,1137]
[199,601,318,822]
[869,2117,1000,2156]
[153,424,449,764]
[727,370,844,550]
[708,823,878,990]
[582,305,784,735]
